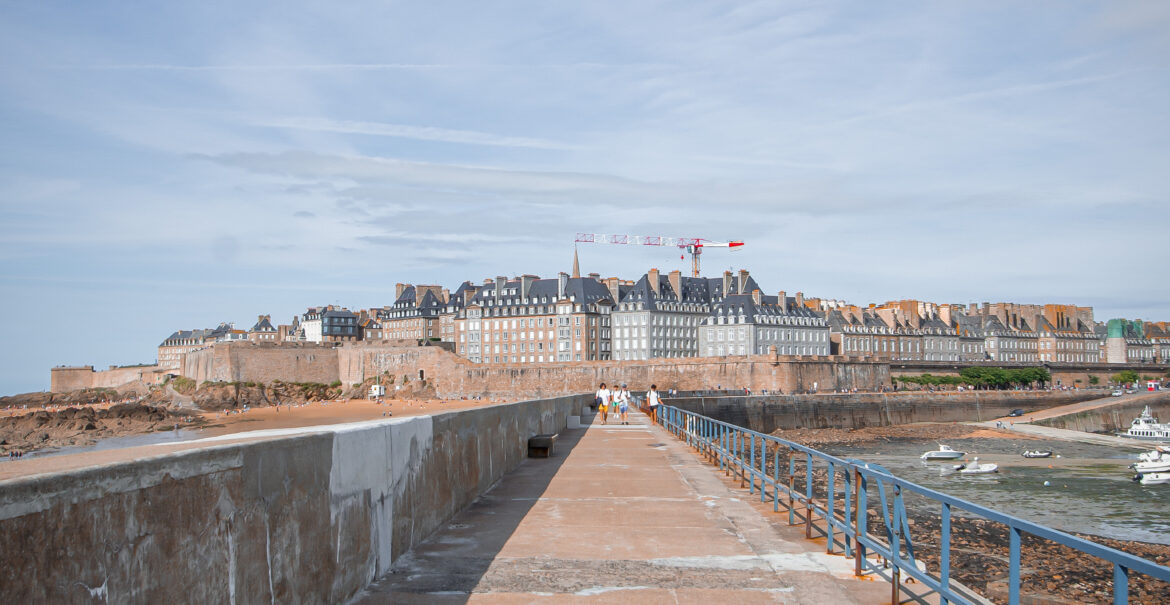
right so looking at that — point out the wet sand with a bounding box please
[0,397,516,481]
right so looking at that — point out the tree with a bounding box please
[1111,370,1139,385]
[1088,374,1099,385]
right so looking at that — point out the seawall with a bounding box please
[1033,392,1170,434]
[0,393,590,604]
[666,391,1101,434]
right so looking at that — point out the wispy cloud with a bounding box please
[256,116,582,150]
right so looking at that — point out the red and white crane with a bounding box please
[574,233,744,278]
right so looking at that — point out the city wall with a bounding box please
[49,365,166,393]
[182,342,340,385]
[0,393,590,604]
[666,391,1100,434]
[336,344,890,399]
[1033,392,1170,434]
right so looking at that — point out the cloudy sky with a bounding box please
[2,2,1168,394]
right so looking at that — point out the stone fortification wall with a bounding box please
[0,393,590,604]
[49,365,164,392]
[182,342,340,385]
[1033,392,1170,434]
[337,344,890,399]
[667,391,1100,434]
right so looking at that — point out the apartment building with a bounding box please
[157,322,246,370]
[247,315,278,342]
[698,289,829,357]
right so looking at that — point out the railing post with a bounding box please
[749,433,756,494]
[855,468,867,578]
[1009,525,1021,605]
[940,502,951,605]
[827,462,835,553]
[843,467,853,557]
[805,451,814,540]
[773,446,781,512]
[1114,563,1129,605]
[788,454,796,525]
[760,437,767,503]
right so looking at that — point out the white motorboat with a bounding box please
[1133,472,1170,486]
[954,457,999,474]
[1118,406,1170,441]
[921,444,966,461]
[1022,450,1053,459]
[1132,447,1170,474]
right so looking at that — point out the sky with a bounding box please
[1,1,1168,395]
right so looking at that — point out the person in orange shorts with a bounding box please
[595,382,611,424]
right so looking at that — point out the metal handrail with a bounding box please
[657,405,1170,605]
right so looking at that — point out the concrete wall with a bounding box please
[667,391,1100,434]
[183,342,340,385]
[1033,393,1170,434]
[0,393,590,604]
[50,365,165,392]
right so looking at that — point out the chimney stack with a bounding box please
[795,291,804,308]
[647,268,660,296]
[751,289,761,305]
[737,269,749,294]
[588,272,600,281]
[668,270,682,300]
[495,276,506,299]
[396,283,408,299]
[605,277,621,303]
[520,274,537,299]
[778,290,787,311]
[557,272,568,298]
[722,270,732,296]
[441,288,450,304]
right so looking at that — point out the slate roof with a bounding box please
[705,293,824,325]
[250,316,276,333]
[465,276,616,309]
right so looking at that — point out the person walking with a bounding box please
[646,384,661,423]
[615,384,632,425]
[595,382,612,424]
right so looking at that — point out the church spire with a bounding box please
[571,246,581,278]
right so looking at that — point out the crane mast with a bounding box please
[574,233,744,277]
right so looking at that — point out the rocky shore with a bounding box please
[0,403,192,455]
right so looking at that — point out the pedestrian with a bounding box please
[647,384,661,423]
[596,382,611,424]
[616,384,631,425]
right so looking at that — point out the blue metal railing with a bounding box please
[657,405,1170,605]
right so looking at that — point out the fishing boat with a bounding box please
[921,444,966,461]
[954,457,999,474]
[1133,472,1170,486]
[1022,450,1053,459]
[1118,406,1170,441]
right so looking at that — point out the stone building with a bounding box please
[453,272,614,364]
[827,306,899,359]
[301,307,326,342]
[612,268,758,361]
[1147,322,1170,363]
[157,322,243,370]
[698,289,829,357]
[248,315,278,342]
[438,282,476,343]
[1106,318,1155,363]
[379,284,445,341]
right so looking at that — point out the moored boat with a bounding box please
[954,457,999,474]
[1132,447,1170,474]
[921,444,966,461]
[1133,472,1170,486]
[1022,450,1053,458]
[1118,406,1170,441]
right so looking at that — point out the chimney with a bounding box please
[588,272,600,281]
[939,305,952,326]
[968,302,977,315]
[795,291,804,308]
[722,270,732,296]
[647,268,660,296]
[752,289,761,305]
[557,272,568,298]
[441,288,450,304]
[778,290,787,311]
[737,269,749,294]
[520,274,537,299]
[605,277,621,303]
[668,270,681,300]
[495,276,506,299]
[396,283,408,299]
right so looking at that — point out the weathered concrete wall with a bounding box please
[1034,393,1170,434]
[0,393,590,604]
[337,343,890,399]
[183,342,340,385]
[50,365,164,392]
[667,391,1101,434]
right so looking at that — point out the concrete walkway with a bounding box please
[354,410,888,604]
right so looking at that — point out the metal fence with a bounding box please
[656,405,1170,605]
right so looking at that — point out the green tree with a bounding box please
[1088,375,1099,385]
[1111,370,1139,385]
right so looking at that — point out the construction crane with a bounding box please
[574,233,744,278]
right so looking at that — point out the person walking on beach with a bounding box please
[616,384,631,425]
[596,382,612,424]
[646,384,661,423]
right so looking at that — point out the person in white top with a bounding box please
[646,384,661,423]
[595,382,612,424]
[616,384,631,425]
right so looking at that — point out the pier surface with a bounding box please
[354,410,888,604]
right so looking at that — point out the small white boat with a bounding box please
[954,457,999,474]
[1022,450,1053,459]
[922,444,966,461]
[1132,448,1170,474]
[1134,472,1170,485]
[1118,406,1170,441]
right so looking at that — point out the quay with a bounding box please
[355,410,887,603]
